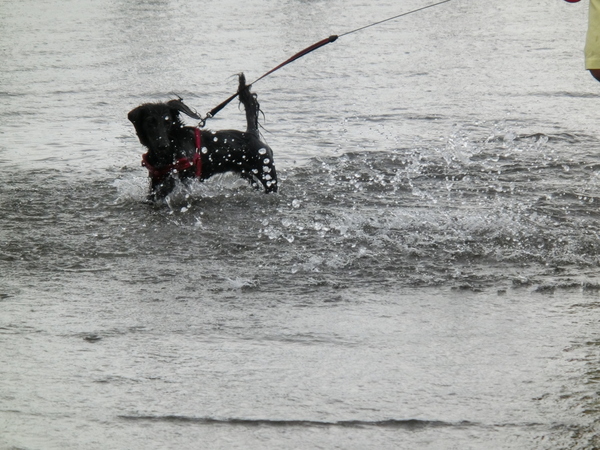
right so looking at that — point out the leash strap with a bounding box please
[253,35,338,85]
[193,127,202,178]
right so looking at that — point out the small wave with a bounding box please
[533,280,600,294]
[528,91,600,99]
[118,415,471,429]
[56,265,112,273]
[112,175,149,203]
[224,277,260,291]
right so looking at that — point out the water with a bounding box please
[1,0,600,448]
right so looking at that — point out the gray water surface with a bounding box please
[1,0,600,448]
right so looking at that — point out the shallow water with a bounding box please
[1,0,600,448]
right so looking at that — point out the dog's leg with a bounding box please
[149,177,176,202]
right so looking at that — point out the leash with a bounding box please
[199,0,454,126]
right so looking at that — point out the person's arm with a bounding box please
[564,0,600,82]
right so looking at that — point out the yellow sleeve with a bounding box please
[585,0,600,69]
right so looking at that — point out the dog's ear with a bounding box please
[127,106,149,146]
[128,106,144,126]
[167,99,202,120]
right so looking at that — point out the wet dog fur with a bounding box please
[128,74,277,201]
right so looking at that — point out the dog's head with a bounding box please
[128,99,202,158]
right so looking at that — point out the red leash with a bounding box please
[252,35,339,85]
[193,127,202,178]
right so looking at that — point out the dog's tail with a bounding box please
[238,73,261,137]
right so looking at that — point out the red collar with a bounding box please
[141,128,202,182]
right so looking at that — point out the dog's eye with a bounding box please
[164,115,170,122]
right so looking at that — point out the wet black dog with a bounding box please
[128,74,277,201]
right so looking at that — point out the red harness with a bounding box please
[141,128,202,183]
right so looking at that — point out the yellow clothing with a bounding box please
[586,0,600,69]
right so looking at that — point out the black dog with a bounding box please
[128,74,277,201]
